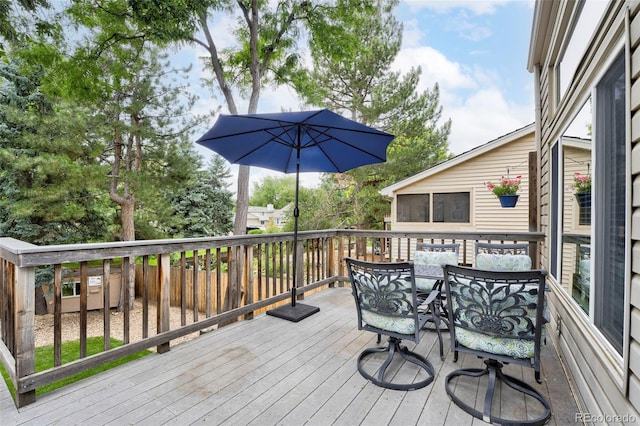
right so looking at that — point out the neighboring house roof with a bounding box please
[380,123,536,197]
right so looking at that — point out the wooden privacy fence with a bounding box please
[135,265,279,316]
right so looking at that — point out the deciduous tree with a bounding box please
[249,176,296,210]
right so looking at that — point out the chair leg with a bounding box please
[428,301,444,360]
[445,359,551,426]
[357,337,435,391]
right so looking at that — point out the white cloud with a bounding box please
[447,88,532,154]
[393,46,476,95]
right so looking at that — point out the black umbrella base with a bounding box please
[266,303,320,322]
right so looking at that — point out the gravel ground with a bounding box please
[34,298,202,350]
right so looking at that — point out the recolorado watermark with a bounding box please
[575,413,637,423]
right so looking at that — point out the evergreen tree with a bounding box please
[167,156,234,238]
[0,57,109,244]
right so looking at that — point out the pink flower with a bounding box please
[485,175,522,197]
[573,172,591,194]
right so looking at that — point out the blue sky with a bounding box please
[188,0,536,192]
[394,0,535,154]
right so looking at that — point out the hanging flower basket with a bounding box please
[498,194,519,208]
[575,192,591,225]
[485,175,522,208]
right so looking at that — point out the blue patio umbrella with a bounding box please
[196,109,395,322]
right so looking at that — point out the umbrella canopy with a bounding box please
[196,109,394,173]
[196,109,395,322]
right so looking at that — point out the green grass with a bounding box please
[0,336,151,400]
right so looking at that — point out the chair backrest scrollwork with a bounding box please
[345,257,422,342]
[443,264,547,369]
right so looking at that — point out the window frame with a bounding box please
[396,191,471,224]
[592,51,628,355]
[550,45,630,367]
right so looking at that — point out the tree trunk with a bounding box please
[223,165,250,317]
[120,199,136,311]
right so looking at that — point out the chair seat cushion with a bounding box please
[456,328,535,359]
[476,253,531,271]
[362,310,416,335]
[414,251,458,291]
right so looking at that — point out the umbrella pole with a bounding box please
[291,162,300,307]
[266,134,319,322]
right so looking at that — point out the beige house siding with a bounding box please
[381,126,534,262]
[387,128,534,232]
[530,0,640,418]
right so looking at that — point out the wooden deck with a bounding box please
[1,287,579,425]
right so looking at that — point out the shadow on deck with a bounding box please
[1,287,579,425]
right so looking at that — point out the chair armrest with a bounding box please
[417,290,439,312]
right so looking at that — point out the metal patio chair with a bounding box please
[442,264,551,426]
[345,257,441,390]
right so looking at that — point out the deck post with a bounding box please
[157,253,171,354]
[327,238,336,287]
[15,265,36,407]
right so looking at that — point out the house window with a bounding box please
[433,193,470,223]
[593,51,625,353]
[397,192,470,223]
[555,50,626,354]
[397,194,429,222]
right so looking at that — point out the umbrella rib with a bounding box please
[201,125,290,141]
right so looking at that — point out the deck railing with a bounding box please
[0,229,543,407]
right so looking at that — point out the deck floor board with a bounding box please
[1,287,578,425]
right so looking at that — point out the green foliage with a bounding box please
[0,13,214,244]
[58,3,211,241]
[0,57,111,244]
[0,0,52,44]
[166,156,235,237]
[249,176,296,210]
[282,182,347,231]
